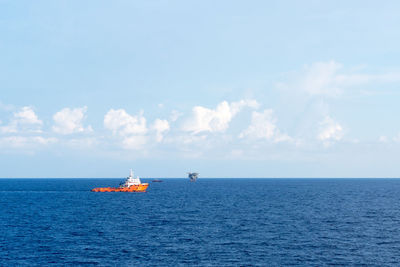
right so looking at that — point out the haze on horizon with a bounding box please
[1,1,400,178]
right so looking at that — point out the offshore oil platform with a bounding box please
[188,172,199,182]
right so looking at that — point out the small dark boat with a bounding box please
[152,179,163,183]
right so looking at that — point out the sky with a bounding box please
[1,1,400,178]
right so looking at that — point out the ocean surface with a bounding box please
[1,178,400,266]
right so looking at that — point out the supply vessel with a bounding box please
[92,170,149,192]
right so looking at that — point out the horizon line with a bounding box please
[1,177,400,179]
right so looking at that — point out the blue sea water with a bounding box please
[1,178,400,266]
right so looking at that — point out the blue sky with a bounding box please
[1,1,400,178]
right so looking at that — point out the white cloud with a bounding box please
[239,109,291,143]
[182,99,259,134]
[14,107,42,125]
[318,116,343,142]
[273,133,293,143]
[278,60,400,97]
[104,109,148,150]
[170,110,183,122]
[66,137,98,148]
[52,107,92,135]
[240,109,276,139]
[0,136,57,148]
[104,109,147,136]
[0,106,43,133]
[164,134,208,145]
[151,119,170,142]
[301,61,343,96]
[392,134,400,143]
[230,99,260,114]
[277,61,342,97]
[230,149,244,158]
[121,135,148,150]
[379,136,389,143]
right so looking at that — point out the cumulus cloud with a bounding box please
[182,99,259,134]
[239,109,291,143]
[318,116,343,143]
[104,109,147,136]
[52,107,92,135]
[104,109,148,150]
[151,119,170,142]
[0,106,43,133]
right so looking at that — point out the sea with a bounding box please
[1,178,400,266]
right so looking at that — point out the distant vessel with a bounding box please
[92,170,149,192]
[152,179,163,182]
[188,172,199,182]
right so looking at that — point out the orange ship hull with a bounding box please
[92,183,149,192]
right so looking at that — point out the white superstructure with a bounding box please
[123,169,142,186]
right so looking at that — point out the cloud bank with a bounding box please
[2,60,400,156]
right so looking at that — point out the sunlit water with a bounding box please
[1,178,400,266]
